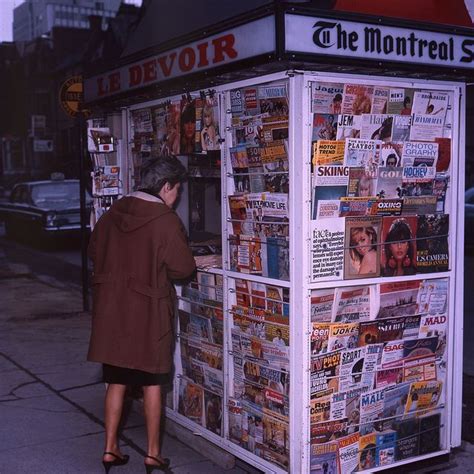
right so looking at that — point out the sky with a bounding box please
[0,0,143,43]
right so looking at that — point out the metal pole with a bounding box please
[78,112,90,312]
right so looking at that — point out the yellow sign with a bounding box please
[59,76,88,117]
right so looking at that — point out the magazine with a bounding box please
[391,115,412,142]
[338,346,366,392]
[380,142,402,167]
[433,174,449,213]
[327,323,359,352]
[311,288,335,322]
[359,114,394,142]
[416,278,448,315]
[229,145,250,194]
[378,317,405,343]
[358,433,377,470]
[246,145,266,193]
[434,137,451,172]
[92,166,120,196]
[311,322,330,355]
[402,355,437,383]
[377,280,421,319]
[310,441,338,473]
[405,381,443,416]
[416,215,449,273]
[312,82,344,114]
[342,84,374,115]
[344,138,381,176]
[419,413,441,455]
[344,216,381,279]
[312,183,347,219]
[258,83,288,115]
[375,430,397,466]
[337,432,360,473]
[312,113,338,141]
[204,390,222,435]
[359,387,386,435]
[310,350,341,397]
[402,196,438,215]
[381,383,411,429]
[371,87,390,114]
[261,141,289,193]
[229,398,244,443]
[178,378,204,425]
[375,167,403,199]
[228,195,248,235]
[418,313,447,359]
[335,114,362,139]
[312,140,345,166]
[380,216,418,277]
[310,218,345,282]
[332,285,372,323]
[403,337,439,361]
[347,167,377,198]
[262,415,289,468]
[386,88,415,115]
[401,141,438,168]
[410,92,448,141]
[339,197,371,217]
[310,392,332,424]
[394,417,420,460]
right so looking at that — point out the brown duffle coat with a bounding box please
[87,195,196,374]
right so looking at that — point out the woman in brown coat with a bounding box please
[88,156,196,473]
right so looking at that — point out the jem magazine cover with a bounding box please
[335,114,362,140]
[312,81,344,114]
[380,216,418,277]
[344,216,381,280]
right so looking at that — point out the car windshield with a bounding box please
[31,182,91,207]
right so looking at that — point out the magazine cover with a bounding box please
[310,441,338,473]
[403,337,439,361]
[359,114,394,142]
[180,98,196,154]
[434,137,451,172]
[386,88,415,115]
[419,313,447,359]
[419,413,441,455]
[311,420,348,444]
[327,323,359,352]
[312,113,338,141]
[312,140,345,166]
[410,91,448,141]
[377,280,421,319]
[262,415,290,469]
[311,350,341,397]
[375,430,397,466]
[416,278,448,315]
[242,408,264,455]
[380,339,405,367]
[92,166,120,196]
[311,289,335,322]
[332,285,372,323]
[401,141,438,168]
[312,82,344,114]
[358,321,380,346]
[342,84,374,115]
[405,381,443,416]
[380,142,402,167]
[246,145,266,193]
[311,322,330,355]
[380,216,418,277]
[312,184,347,219]
[344,216,381,279]
[344,138,381,175]
[337,432,360,473]
[347,167,377,198]
[261,115,289,143]
[381,383,411,429]
[371,87,390,114]
[229,145,250,194]
[229,398,244,443]
[359,387,386,435]
[377,317,405,343]
[228,195,248,235]
[361,344,383,391]
[402,196,438,215]
[375,167,403,199]
[358,433,377,470]
[416,215,449,273]
[391,115,411,142]
[402,355,437,384]
[433,174,449,213]
[259,82,288,116]
[393,417,420,460]
[330,386,365,427]
[339,197,371,217]
[178,379,204,425]
[199,95,220,151]
[335,114,362,139]
[261,141,289,194]
[310,218,345,282]
[311,392,332,424]
[204,390,222,435]
[338,346,366,392]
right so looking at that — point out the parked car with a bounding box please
[465,187,474,249]
[0,179,91,242]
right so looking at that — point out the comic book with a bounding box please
[311,288,335,322]
[416,215,449,273]
[312,82,344,114]
[380,216,418,277]
[342,84,374,115]
[359,114,394,142]
[335,114,362,139]
[310,218,345,282]
[377,280,421,319]
[337,432,360,473]
[344,216,381,280]
[332,285,372,323]
[310,350,341,398]
[312,140,345,166]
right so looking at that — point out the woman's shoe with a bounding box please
[102,452,130,474]
[144,455,170,473]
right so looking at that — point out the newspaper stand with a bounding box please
[84,4,473,473]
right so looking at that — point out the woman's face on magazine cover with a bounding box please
[390,240,409,261]
[354,230,372,256]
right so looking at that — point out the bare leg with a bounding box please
[103,383,127,462]
[143,385,166,464]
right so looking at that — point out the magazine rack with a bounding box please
[114,69,464,474]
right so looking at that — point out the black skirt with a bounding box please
[102,364,171,386]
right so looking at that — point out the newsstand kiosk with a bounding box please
[84,4,473,472]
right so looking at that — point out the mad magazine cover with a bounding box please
[310,218,345,282]
[380,216,418,277]
[419,313,447,360]
[312,82,344,114]
[416,215,449,273]
[344,216,381,279]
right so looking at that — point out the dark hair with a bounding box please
[386,153,398,166]
[404,96,411,107]
[334,93,342,102]
[384,219,414,261]
[181,102,195,124]
[138,155,187,196]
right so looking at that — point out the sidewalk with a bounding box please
[0,250,253,474]
[1,247,474,473]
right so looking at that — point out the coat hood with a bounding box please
[109,196,173,232]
